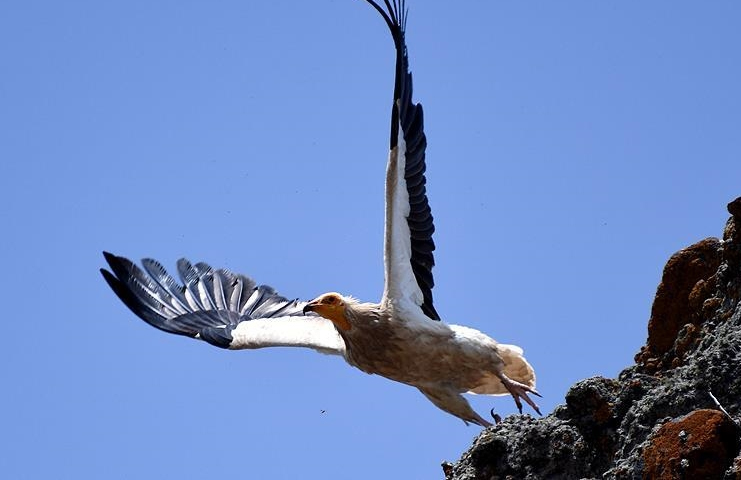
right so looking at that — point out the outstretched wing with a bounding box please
[368,1,439,321]
[101,252,345,355]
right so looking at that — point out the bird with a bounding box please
[100,0,540,427]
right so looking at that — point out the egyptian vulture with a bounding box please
[101,0,540,427]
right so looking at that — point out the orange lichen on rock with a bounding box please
[635,237,722,371]
[642,409,740,480]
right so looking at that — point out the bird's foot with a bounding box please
[499,375,542,415]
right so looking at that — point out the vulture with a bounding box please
[101,0,540,427]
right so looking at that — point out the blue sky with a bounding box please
[2,1,740,478]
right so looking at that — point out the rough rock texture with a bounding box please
[448,197,741,480]
[642,409,739,479]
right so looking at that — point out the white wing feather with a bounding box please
[101,253,345,355]
[229,316,345,355]
[382,129,425,312]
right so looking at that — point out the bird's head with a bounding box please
[303,292,352,331]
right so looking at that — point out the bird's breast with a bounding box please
[343,322,503,391]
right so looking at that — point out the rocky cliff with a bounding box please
[446,197,741,480]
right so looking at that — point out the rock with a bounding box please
[447,197,741,480]
[728,197,741,219]
[725,453,741,480]
[642,409,739,480]
[634,237,722,372]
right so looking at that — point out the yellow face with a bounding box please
[303,292,352,331]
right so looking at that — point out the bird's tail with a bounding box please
[468,343,537,396]
[498,343,536,388]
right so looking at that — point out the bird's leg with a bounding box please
[464,415,493,428]
[418,387,493,427]
[497,373,542,415]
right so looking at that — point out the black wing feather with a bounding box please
[101,252,308,349]
[367,0,440,321]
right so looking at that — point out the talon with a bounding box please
[489,408,502,424]
[499,374,542,415]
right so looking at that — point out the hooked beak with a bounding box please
[303,298,322,315]
[300,296,351,331]
[302,303,315,315]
